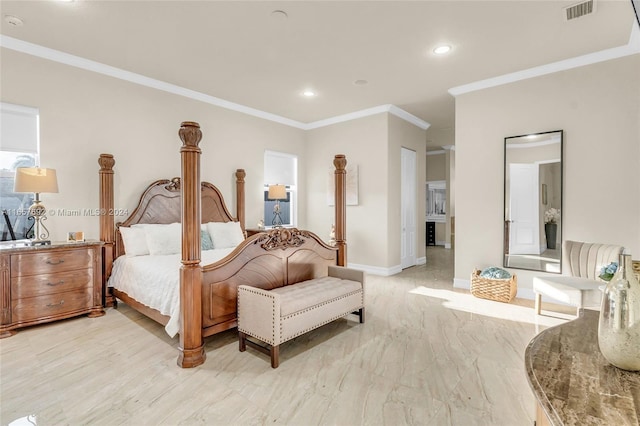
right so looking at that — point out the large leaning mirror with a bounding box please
[504,130,563,273]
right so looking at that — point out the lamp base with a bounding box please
[272,211,283,228]
[28,197,51,242]
[29,239,51,246]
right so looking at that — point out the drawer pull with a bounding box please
[45,259,65,265]
[46,300,64,308]
[46,280,65,286]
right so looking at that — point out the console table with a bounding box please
[525,309,639,425]
[0,241,104,338]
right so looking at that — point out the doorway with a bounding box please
[401,147,417,269]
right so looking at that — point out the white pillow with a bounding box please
[206,221,244,249]
[119,226,149,257]
[143,223,182,256]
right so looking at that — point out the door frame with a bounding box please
[401,147,417,269]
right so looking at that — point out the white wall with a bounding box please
[426,153,446,181]
[306,113,426,273]
[306,114,389,269]
[455,54,640,295]
[1,49,307,241]
[1,48,430,274]
[388,114,427,267]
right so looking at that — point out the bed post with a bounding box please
[334,154,347,267]
[178,121,205,368]
[98,154,115,307]
[235,169,246,231]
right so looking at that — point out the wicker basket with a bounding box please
[470,269,517,303]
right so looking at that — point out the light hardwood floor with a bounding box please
[0,247,565,425]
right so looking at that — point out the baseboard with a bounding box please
[453,278,470,290]
[417,256,426,265]
[347,262,402,276]
[516,287,537,301]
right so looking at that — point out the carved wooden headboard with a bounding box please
[98,150,247,309]
[114,177,240,259]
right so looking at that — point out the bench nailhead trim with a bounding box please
[238,287,278,345]
[238,284,364,347]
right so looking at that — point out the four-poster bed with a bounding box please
[99,121,348,368]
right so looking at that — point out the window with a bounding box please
[1,103,39,240]
[263,151,297,228]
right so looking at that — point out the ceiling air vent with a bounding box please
[564,0,595,21]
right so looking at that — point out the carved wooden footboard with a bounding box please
[201,228,338,337]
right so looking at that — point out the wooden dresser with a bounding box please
[0,241,104,338]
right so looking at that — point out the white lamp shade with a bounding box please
[14,167,59,193]
[268,184,287,200]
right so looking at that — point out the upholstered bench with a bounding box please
[237,265,365,368]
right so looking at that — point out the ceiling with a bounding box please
[0,0,636,143]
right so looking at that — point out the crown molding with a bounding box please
[0,35,309,129]
[448,23,640,97]
[305,104,391,130]
[0,35,430,132]
[387,105,431,130]
[305,104,430,130]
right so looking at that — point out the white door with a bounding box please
[401,148,417,269]
[509,163,540,255]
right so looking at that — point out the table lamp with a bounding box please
[267,184,287,227]
[14,167,59,245]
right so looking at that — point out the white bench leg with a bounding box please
[535,293,542,315]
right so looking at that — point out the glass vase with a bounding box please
[597,252,640,371]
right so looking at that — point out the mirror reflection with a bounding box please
[504,130,563,273]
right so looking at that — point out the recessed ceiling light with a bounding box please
[271,10,288,20]
[302,90,316,97]
[4,15,24,27]
[354,80,368,86]
[433,45,452,55]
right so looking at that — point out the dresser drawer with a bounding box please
[11,249,94,277]
[11,269,93,299]
[12,289,92,322]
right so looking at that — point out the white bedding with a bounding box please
[108,248,234,337]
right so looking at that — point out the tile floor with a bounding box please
[0,247,565,425]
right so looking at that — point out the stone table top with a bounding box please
[525,309,640,426]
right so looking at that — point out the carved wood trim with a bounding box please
[0,255,10,326]
[334,154,347,266]
[178,121,205,368]
[99,153,115,307]
[255,228,311,251]
[236,169,246,232]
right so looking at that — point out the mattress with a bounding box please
[108,248,234,337]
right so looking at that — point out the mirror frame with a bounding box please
[503,130,563,273]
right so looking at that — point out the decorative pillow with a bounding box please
[143,223,182,256]
[119,226,149,257]
[479,266,512,280]
[201,229,214,251]
[206,221,244,249]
